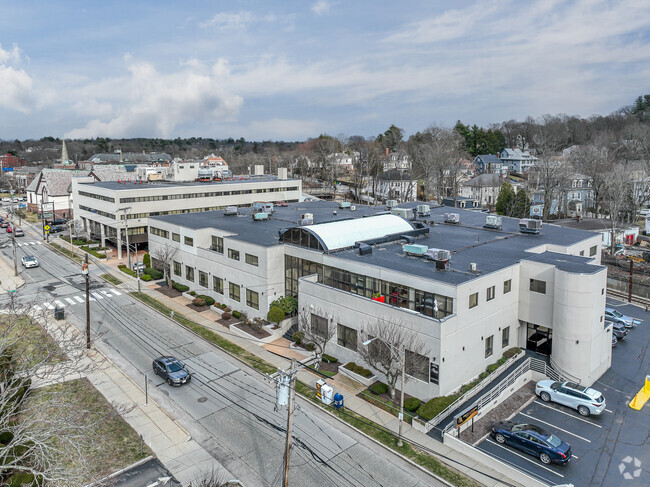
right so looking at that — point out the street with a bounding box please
[0,225,444,487]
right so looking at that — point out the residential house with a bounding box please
[499,148,538,174]
[473,155,508,176]
[460,173,502,209]
[26,168,89,219]
[373,170,418,203]
[383,151,411,172]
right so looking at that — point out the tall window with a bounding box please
[173,261,181,276]
[430,363,439,385]
[184,236,194,246]
[213,276,223,294]
[172,233,180,242]
[211,236,223,253]
[405,350,429,382]
[228,249,240,261]
[246,289,259,309]
[503,279,512,294]
[311,314,329,339]
[199,271,208,288]
[502,326,510,348]
[185,266,194,282]
[485,335,494,358]
[245,254,259,267]
[337,324,357,350]
[229,282,240,302]
[486,286,495,301]
[530,279,546,294]
[469,292,478,309]
[590,245,597,256]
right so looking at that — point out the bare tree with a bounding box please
[601,163,635,253]
[298,308,337,369]
[569,144,616,217]
[150,241,178,287]
[191,468,239,487]
[357,318,428,399]
[529,155,571,220]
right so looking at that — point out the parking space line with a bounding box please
[533,401,602,428]
[484,439,564,478]
[477,444,558,486]
[519,412,591,442]
[604,409,613,413]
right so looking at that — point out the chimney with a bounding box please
[278,167,287,180]
[255,164,264,175]
[385,147,389,156]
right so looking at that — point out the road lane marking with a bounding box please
[74,296,84,303]
[44,302,55,310]
[90,292,103,300]
[101,291,112,297]
[604,409,613,413]
[484,439,564,477]
[110,288,122,295]
[533,401,603,428]
[36,242,42,245]
[54,300,65,308]
[30,242,36,245]
[519,412,591,442]
[65,298,76,305]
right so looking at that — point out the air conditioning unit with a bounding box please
[224,206,238,215]
[444,213,460,224]
[427,248,451,262]
[403,244,428,256]
[519,218,542,234]
[339,201,351,209]
[483,215,503,230]
[391,207,412,220]
[386,199,398,210]
[300,213,314,225]
[417,204,430,216]
[253,212,269,221]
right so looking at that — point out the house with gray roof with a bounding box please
[460,173,503,209]
[499,148,538,173]
[473,154,508,175]
[26,168,89,219]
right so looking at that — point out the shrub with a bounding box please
[344,362,373,378]
[221,303,228,310]
[193,297,206,307]
[369,382,388,395]
[232,310,242,319]
[143,252,151,267]
[267,306,285,323]
[270,296,298,315]
[503,347,522,359]
[144,267,163,280]
[404,397,422,412]
[303,342,316,351]
[292,331,304,345]
[417,395,459,421]
[215,302,221,307]
[172,282,189,292]
[140,274,152,281]
[118,264,137,277]
[198,295,215,306]
[189,291,196,296]
[322,353,338,363]
[222,312,231,320]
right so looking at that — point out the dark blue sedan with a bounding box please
[153,356,191,386]
[491,421,572,465]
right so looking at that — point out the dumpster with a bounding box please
[54,307,65,320]
[334,393,344,410]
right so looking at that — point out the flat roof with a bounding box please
[86,175,299,191]
[150,201,604,285]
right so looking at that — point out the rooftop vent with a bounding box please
[358,243,373,255]
[444,213,460,224]
[386,199,398,210]
[469,262,479,273]
[427,248,452,263]
[391,207,414,220]
[519,218,542,234]
[403,244,428,256]
[253,212,269,221]
[300,213,314,226]
[224,206,238,216]
[417,204,430,216]
[339,201,351,209]
[483,215,503,230]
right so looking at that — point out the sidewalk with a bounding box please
[0,247,24,293]
[96,258,522,487]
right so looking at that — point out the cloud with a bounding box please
[65,58,243,138]
[199,11,253,29]
[311,1,333,15]
[247,118,321,140]
[0,43,39,113]
[0,43,23,64]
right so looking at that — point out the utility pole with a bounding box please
[397,352,406,447]
[68,217,74,255]
[135,242,141,292]
[10,208,17,277]
[120,207,132,269]
[82,255,90,349]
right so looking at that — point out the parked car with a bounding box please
[6,225,12,233]
[609,320,628,340]
[21,255,39,268]
[491,421,572,465]
[605,307,641,328]
[612,335,618,347]
[152,356,191,386]
[49,225,66,233]
[1,197,10,202]
[14,228,24,237]
[535,380,606,416]
[50,218,68,226]
[0,221,8,228]
[132,262,145,272]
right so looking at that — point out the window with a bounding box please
[590,245,597,256]
[337,324,357,350]
[228,249,240,260]
[580,251,584,256]
[199,271,208,288]
[229,282,240,302]
[213,276,223,294]
[529,279,546,294]
[405,350,429,382]
[173,261,181,276]
[172,233,180,242]
[184,236,194,246]
[485,335,494,358]
[185,266,194,282]
[502,327,510,348]
[503,279,511,294]
[487,286,495,301]
[211,236,223,253]
[311,314,329,339]
[245,254,259,267]
[150,227,169,239]
[430,363,439,385]
[469,292,478,309]
[246,289,259,309]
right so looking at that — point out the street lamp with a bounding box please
[363,336,406,447]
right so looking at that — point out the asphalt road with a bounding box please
[0,227,444,487]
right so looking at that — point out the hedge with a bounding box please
[232,310,242,319]
[267,306,285,323]
[404,397,422,412]
[369,382,388,395]
[344,362,373,378]
[198,295,215,306]
[144,267,163,280]
[322,353,338,363]
[172,281,189,292]
[80,245,107,259]
[189,291,196,296]
[118,264,137,277]
[141,274,152,282]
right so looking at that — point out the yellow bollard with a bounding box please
[629,375,650,410]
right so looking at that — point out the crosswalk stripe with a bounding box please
[36,241,43,245]
[74,296,84,303]
[17,243,23,247]
[65,298,76,305]
[110,288,122,295]
[101,291,112,297]
[54,300,65,307]
[34,305,41,311]
[30,241,36,245]
[44,303,55,310]
[91,292,103,300]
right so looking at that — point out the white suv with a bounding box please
[536,380,606,416]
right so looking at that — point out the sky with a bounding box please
[0,0,649,142]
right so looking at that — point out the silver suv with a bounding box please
[535,380,606,416]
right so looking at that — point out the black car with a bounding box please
[152,356,191,386]
[609,320,628,340]
[49,225,66,233]
[491,421,572,465]
[50,218,68,226]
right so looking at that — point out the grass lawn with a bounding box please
[49,242,83,263]
[0,315,67,367]
[101,273,122,286]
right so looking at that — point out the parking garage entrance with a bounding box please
[526,323,552,355]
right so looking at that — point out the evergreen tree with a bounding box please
[495,182,515,215]
[513,189,531,218]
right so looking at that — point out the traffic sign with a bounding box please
[44,225,50,231]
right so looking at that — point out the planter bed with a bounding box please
[339,365,377,387]
[186,303,210,313]
[156,286,182,298]
[232,321,271,340]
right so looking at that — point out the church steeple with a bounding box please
[61,139,70,165]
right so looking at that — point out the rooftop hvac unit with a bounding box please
[519,218,542,234]
[417,204,430,216]
[426,248,451,263]
[253,202,274,213]
[224,206,238,215]
[469,262,478,273]
[444,213,460,224]
[299,213,314,226]
[358,243,373,255]
[403,244,428,256]
[339,201,351,209]
[391,207,413,220]
[483,215,503,230]
[253,212,269,221]
[386,199,398,210]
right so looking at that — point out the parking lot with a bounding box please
[476,299,650,486]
